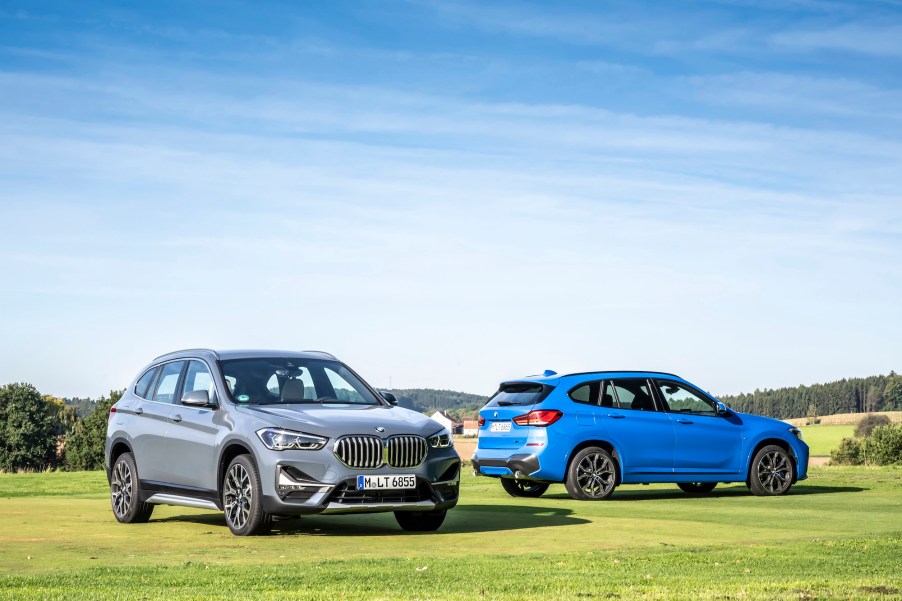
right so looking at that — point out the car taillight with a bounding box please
[109,407,116,419]
[512,410,563,427]
[478,416,485,427]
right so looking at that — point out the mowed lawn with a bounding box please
[799,424,856,456]
[1,468,901,600]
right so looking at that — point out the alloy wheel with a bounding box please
[576,452,616,498]
[756,450,791,494]
[111,460,133,518]
[224,463,252,530]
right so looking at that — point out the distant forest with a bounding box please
[719,372,901,420]
[62,372,901,422]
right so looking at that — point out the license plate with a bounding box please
[356,474,417,490]
[490,421,512,432]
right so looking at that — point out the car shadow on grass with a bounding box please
[541,483,866,501]
[154,504,590,536]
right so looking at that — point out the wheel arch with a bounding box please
[107,438,133,482]
[217,440,259,500]
[745,437,798,484]
[566,439,623,485]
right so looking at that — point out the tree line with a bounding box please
[718,372,902,420]
[0,383,120,472]
[1,372,899,472]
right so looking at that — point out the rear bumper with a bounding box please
[472,453,542,479]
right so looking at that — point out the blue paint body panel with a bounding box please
[473,371,809,488]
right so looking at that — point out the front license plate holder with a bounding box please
[356,474,417,490]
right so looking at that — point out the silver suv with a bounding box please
[105,349,460,535]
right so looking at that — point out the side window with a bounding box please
[570,382,598,405]
[569,382,599,405]
[180,360,216,405]
[611,378,657,412]
[655,380,716,415]
[135,367,158,399]
[152,361,185,404]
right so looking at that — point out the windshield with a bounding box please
[220,358,382,405]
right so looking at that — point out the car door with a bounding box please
[131,360,184,484]
[601,378,675,476]
[653,379,742,475]
[160,359,222,493]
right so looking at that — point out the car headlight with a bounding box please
[256,428,327,451]
[428,428,453,449]
[788,427,803,440]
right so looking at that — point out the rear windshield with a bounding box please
[484,382,553,407]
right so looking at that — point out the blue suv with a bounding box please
[472,371,809,500]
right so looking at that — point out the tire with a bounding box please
[678,482,717,494]
[394,509,447,532]
[222,455,272,536]
[501,478,550,498]
[110,452,154,523]
[565,447,617,501]
[749,445,794,496]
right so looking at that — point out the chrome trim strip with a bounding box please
[145,494,219,510]
[320,500,437,515]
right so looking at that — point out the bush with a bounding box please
[64,390,121,471]
[855,414,891,438]
[864,424,902,466]
[0,383,59,471]
[830,437,864,465]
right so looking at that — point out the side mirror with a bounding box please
[380,391,399,406]
[715,401,729,416]
[182,389,215,407]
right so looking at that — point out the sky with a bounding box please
[1,0,901,399]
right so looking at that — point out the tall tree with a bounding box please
[0,383,58,471]
[63,390,122,471]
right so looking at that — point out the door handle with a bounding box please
[676,419,693,424]
[607,413,626,419]
[134,407,143,415]
[170,414,183,423]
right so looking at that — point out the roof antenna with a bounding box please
[543,369,558,377]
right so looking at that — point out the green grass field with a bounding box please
[799,424,856,456]
[1,468,900,600]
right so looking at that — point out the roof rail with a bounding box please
[153,348,219,360]
[562,370,681,378]
[302,350,338,360]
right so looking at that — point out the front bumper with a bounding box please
[260,456,461,516]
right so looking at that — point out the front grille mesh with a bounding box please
[387,435,427,468]
[333,435,428,469]
[334,436,383,468]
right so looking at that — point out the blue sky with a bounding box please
[1,0,900,399]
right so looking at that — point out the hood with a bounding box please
[731,410,792,431]
[233,403,444,438]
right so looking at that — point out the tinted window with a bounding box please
[611,378,657,412]
[655,379,716,415]
[569,383,595,404]
[152,361,185,404]
[485,383,552,407]
[219,358,381,405]
[180,360,216,405]
[135,368,158,399]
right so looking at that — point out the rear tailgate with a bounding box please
[478,382,554,450]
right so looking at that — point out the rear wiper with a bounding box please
[497,400,522,406]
